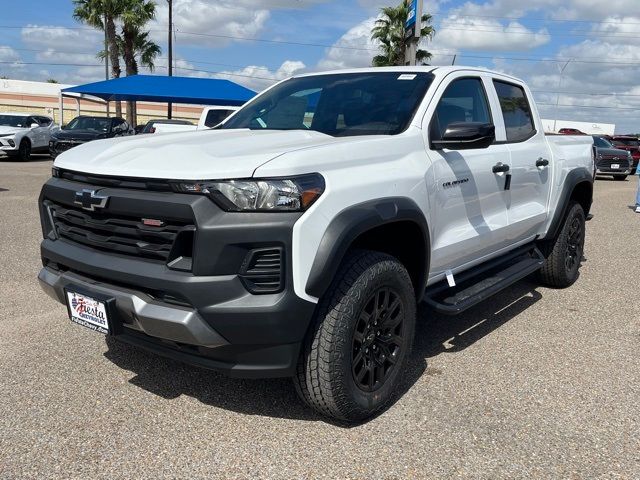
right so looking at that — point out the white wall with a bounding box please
[542,119,616,136]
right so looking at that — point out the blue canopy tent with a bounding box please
[59,75,256,124]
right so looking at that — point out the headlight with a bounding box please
[597,154,603,160]
[174,174,325,212]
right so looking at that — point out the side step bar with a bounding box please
[424,244,545,316]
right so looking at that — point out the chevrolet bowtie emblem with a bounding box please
[74,189,109,211]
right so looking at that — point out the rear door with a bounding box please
[490,78,552,240]
[423,72,512,277]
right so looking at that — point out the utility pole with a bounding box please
[167,0,173,119]
[553,58,572,133]
[104,13,110,117]
[404,0,422,66]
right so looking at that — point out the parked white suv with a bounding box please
[0,112,57,160]
[38,67,594,422]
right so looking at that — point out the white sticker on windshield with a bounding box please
[398,74,417,80]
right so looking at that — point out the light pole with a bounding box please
[167,0,173,119]
[553,58,572,132]
[104,13,110,117]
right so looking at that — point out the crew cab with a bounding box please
[49,116,132,158]
[0,112,56,161]
[37,67,594,422]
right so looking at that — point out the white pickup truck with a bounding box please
[152,106,239,134]
[38,66,594,422]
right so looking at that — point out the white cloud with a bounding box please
[436,17,549,51]
[153,0,330,48]
[21,25,102,53]
[317,17,377,71]
[214,60,307,92]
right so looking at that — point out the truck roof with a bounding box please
[291,66,526,85]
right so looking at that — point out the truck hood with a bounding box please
[54,129,342,179]
[0,126,26,135]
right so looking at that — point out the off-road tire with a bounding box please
[538,201,586,288]
[17,139,31,162]
[294,250,416,422]
[613,175,628,181]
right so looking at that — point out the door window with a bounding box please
[431,77,491,140]
[493,80,535,142]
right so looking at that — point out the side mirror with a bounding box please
[30,123,39,129]
[431,122,495,150]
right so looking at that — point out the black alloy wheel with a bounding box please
[351,287,404,392]
[564,216,584,275]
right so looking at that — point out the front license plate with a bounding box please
[66,291,109,334]
[611,163,620,169]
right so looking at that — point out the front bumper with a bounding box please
[0,137,18,151]
[38,175,317,378]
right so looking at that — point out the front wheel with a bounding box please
[613,175,628,181]
[17,139,31,161]
[294,250,416,422]
[538,201,586,288]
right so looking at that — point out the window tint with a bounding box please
[432,78,491,138]
[223,72,434,137]
[37,116,51,126]
[593,136,612,148]
[204,109,234,128]
[493,80,535,142]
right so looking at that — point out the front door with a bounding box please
[424,74,512,278]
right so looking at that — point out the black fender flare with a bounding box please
[305,197,430,299]
[541,167,593,241]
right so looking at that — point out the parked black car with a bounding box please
[592,135,633,181]
[137,118,194,134]
[49,116,132,158]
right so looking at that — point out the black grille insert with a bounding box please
[47,201,194,262]
[239,248,284,294]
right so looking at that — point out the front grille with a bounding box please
[54,142,81,153]
[239,248,284,294]
[598,158,630,170]
[47,201,194,262]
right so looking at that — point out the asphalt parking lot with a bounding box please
[1,158,639,479]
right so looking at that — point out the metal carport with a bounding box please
[59,75,256,124]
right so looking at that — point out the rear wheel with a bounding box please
[538,201,586,288]
[613,174,628,181]
[17,139,31,161]
[294,250,416,422]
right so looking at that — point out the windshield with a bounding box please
[65,117,110,132]
[222,72,434,137]
[612,138,639,147]
[593,136,613,148]
[0,115,29,127]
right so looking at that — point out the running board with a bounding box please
[423,245,545,315]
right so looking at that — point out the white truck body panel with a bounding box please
[54,66,594,304]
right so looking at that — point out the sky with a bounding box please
[2,0,640,132]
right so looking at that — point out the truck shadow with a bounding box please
[103,279,543,426]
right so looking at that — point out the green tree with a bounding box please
[46,79,59,84]
[371,0,435,67]
[73,0,124,117]
[119,0,159,125]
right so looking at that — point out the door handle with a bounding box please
[492,162,510,174]
[536,158,549,167]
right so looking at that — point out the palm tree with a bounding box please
[371,0,435,67]
[73,0,124,117]
[119,0,158,126]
